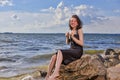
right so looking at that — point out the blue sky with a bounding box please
[0,0,120,33]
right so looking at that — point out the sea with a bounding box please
[0,33,120,77]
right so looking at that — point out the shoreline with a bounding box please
[0,65,48,80]
[0,49,104,80]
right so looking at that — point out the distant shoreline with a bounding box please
[0,32,120,35]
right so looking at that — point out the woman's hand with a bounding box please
[65,32,69,38]
[70,31,74,38]
[70,29,84,46]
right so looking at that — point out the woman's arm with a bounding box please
[65,32,70,44]
[71,29,84,46]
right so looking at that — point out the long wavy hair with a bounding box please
[69,15,82,30]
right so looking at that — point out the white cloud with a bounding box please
[83,16,120,33]
[0,0,13,7]
[0,1,119,33]
[57,1,64,8]
[74,5,88,10]
[0,11,60,33]
[41,1,108,26]
[113,9,120,13]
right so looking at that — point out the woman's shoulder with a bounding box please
[77,28,83,33]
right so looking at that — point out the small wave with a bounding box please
[21,53,54,64]
[0,55,25,63]
[10,55,25,60]
[86,41,120,45]
[32,54,53,59]
[21,46,51,51]
[0,66,8,70]
[0,39,15,43]
[29,53,53,61]
[0,58,16,62]
[84,45,98,48]
[114,41,120,44]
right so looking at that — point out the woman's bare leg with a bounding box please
[49,50,63,79]
[45,54,57,80]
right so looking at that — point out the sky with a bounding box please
[0,0,120,33]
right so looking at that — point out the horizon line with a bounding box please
[0,32,120,34]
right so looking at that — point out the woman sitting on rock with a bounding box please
[45,14,84,80]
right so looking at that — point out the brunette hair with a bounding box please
[69,15,82,30]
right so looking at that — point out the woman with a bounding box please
[45,15,84,80]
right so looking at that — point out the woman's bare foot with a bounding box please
[45,75,50,80]
[49,73,59,80]
[48,76,55,80]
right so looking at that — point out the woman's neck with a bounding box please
[72,28,76,31]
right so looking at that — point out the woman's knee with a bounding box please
[57,50,63,58]
[51,55,57,61]
[58,50,62,54]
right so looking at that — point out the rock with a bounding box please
[39,71,47,77]
[104,49,115,55]
[114,49,120,60]
[21,75,34,80]
[103,49,120,68]
[20,71,42,80]
[42,49,119,80]
[56,54,106,80]
[107,63,120,80]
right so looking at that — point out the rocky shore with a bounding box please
[0,49,120,80]
[56,48,120,80]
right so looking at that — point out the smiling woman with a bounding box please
[45,14,84,80]
[0,0,120,80]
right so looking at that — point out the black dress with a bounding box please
[56,30,83,65]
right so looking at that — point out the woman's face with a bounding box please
[70,17,78,29]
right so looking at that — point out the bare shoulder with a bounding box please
[78,28,83,34]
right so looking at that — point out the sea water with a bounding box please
[0,33,120,77]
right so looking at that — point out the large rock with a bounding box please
[107,63,120,80]
[103,49,120,68]
[57,54,106,80]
